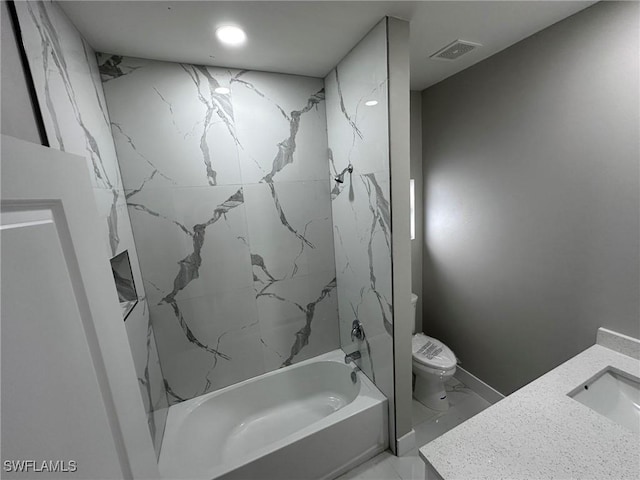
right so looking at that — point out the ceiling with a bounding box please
[60,1,597,90]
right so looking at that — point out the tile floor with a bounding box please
[336,377,492,480]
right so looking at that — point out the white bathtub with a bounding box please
[158,349,388,480]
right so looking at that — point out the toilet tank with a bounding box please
[410,293,418,334]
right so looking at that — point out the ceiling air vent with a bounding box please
[430,39,482,61]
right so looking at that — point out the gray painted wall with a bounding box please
[410,90,423,333]
[0,0,42,144]
[421,1,639,395]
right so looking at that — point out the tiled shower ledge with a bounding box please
[419,328,640,480]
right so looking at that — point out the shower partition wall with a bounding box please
[99,56,341,405]
[325,19,398,448]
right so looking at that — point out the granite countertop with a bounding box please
[419,329,640,480]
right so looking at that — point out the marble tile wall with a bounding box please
[325,20,395,414]
[14,0,169,456]
[98,55,340,404]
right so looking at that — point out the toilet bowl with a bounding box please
[410,294,457,411]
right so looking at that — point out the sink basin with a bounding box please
[569,368,640,433]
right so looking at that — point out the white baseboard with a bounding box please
[454,366,504,405]
[396,428,416,456]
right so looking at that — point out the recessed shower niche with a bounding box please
[110,250,138,320]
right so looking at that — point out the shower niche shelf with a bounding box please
[110,250,138,321]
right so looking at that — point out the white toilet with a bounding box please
[411,293,457,411]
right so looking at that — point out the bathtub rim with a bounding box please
[158,349,387,479]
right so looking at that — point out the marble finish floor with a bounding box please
[337,378,492,480]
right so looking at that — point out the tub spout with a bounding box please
[345,351,361,364]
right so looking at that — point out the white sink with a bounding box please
[569,368,640,433]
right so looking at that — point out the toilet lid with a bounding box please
[412,333,456,369]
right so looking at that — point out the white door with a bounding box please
[1,135,158,479]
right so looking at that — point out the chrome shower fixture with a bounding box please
[350,319,365,342]
[335,164,353,183]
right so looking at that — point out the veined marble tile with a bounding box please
[123,299,168,456]
[101,54,341,404]
[124,300,151,408]
[151,406,169,457]
[150,288,264,403]
[15,2,123,192]
[333,174,393,337]
[126,185,252,306]
[325,20,393,401]
[255,270,339,371]
[338,283,393,388]
[231,70,329,184]
[92,187,148,274]
[92,187,123,259]
[100,55,242,189]
[147,316,169,453]
[337,285,391,343]
[244,181,335,282]
[324,22,389,178]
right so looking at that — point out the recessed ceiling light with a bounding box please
[215,25,246,46]
[365,100,378,107]
[214,87,230,95]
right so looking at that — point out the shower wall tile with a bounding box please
[325,20,394,404]
[231,70,329,184]
[15,6,120,191]
[100,55,339,403]
[244,181,335,280]
[14,0,169,457]
[125,185,253,306]
[256,271,339,371]
[123,299,167,451]
[150,289,264,403]
[324,26,389,178]
[102,57,242,189]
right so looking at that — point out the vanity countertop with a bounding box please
[419,329,640,480]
